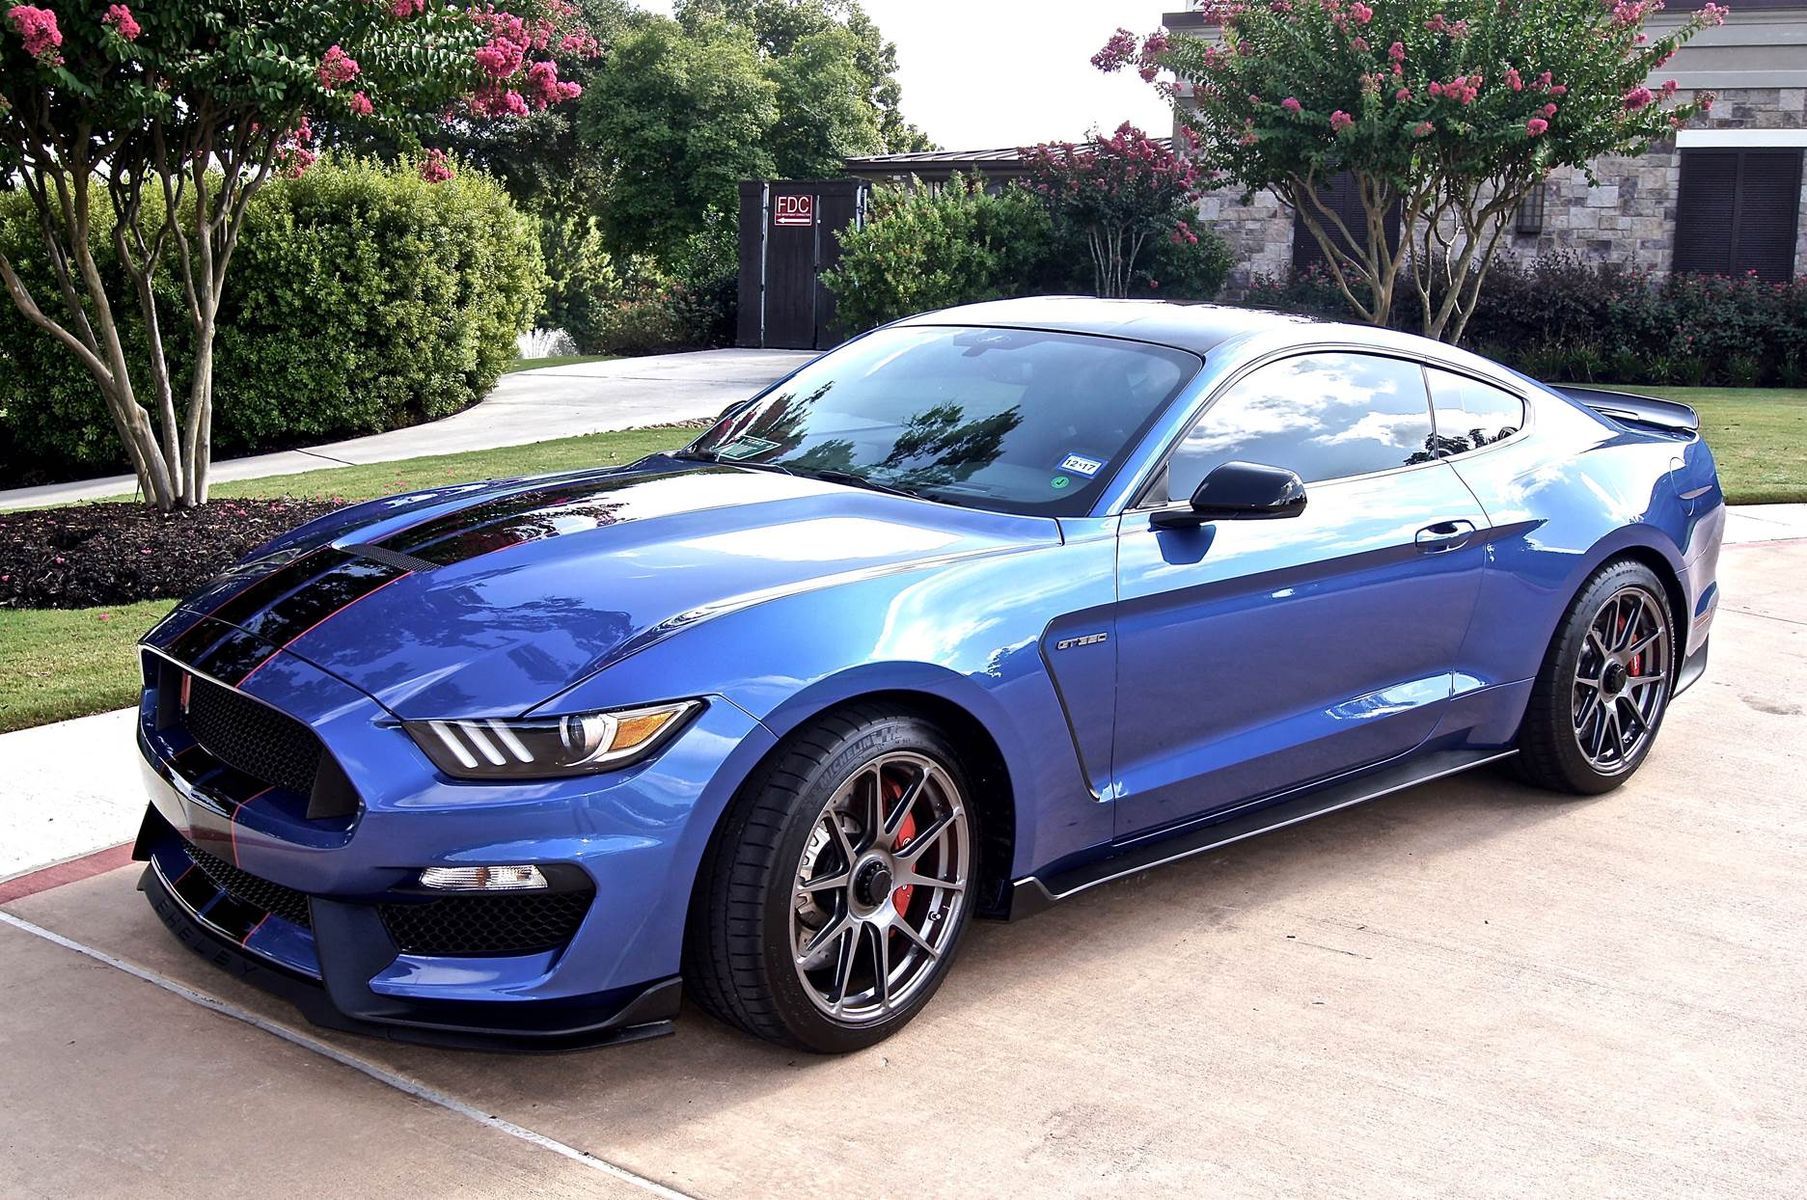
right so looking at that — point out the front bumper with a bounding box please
[136,817,679,1050]
[131,638,778,1050]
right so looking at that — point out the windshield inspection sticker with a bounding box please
[1050,475,1071,491]
[716,436,779,460]
[1059,452,1104,477]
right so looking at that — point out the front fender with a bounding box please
[537,552,1116,880]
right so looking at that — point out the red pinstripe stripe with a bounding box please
[228,787,273,866]
[236,570,412,687]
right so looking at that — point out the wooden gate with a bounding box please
[737,179,867,350]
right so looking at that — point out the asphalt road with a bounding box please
[2,539,1801,1199]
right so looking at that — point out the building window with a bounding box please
[1291,173,1401,272]
[1672,148,1804,281]
[1515,183,1546,236]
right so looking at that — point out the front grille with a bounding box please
[186,840,313,929]
[380,890,593,957]
[184,672,321,798]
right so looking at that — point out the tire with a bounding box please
[684,704,979,1052]
[1516,559,1677,795]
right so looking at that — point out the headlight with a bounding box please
[404,700,702,780]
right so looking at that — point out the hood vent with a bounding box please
[344,543,440,573]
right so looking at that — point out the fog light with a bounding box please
[418,864,549,891]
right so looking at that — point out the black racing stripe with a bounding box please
[164,614,243,668]
[378,473,660,566]
[231,556,405,648]
[191,623,283,685]
[205,547,355,631]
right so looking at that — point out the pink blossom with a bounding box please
[1526,117,1549,137]
[1281,96,1302,113]
[1388,41,1405,63]
[1412,120,1435,137]
[1330,109,1354,132]
[390,0,425,15]
[1623,85,1654,110]
[317,44,360,89]
[6,5,62,63]
[1349,1,1373,23]
[348,90,374,117]
[1092,27,1138,72]
[1702,2,1729,24]
[1350,35,1368,52]
[102,4,140,41]
[419,148,454,184]
[1543,102,1558,117]
[1506,68,1523,92]
[1395,87,1412,102]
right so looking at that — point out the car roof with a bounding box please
[891,296,1321,356]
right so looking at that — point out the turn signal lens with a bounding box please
[419,865,548,891]
[404,700,702,780]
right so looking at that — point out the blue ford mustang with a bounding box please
[132,298,1723,1052]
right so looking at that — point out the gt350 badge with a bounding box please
[1055,632,1109,650]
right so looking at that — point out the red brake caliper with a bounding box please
[885,776,916,916]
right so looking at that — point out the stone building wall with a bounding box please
[1196,85,1807,292]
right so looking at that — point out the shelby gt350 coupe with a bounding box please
[132,297,1723,1052]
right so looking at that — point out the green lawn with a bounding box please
[0,600,171,734]
[501,353,617,374]
[1634,387,1807,505]
[1,390,1802,734]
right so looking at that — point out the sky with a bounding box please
[634,1,1178,149]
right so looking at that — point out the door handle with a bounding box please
[1415,520,1476,554]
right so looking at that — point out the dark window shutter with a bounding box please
[1292,173,1402,271]
[1674,148,1802,281]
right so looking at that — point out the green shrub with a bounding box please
[823,177,1233,333]
[0,157,543,485]
[823,178,1060,332]
[538,213,621,353]
[1247,251,1807,387]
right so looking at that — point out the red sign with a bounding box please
[774,194,814,228]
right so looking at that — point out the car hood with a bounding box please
[157,461,1056,718]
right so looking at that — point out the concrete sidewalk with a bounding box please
[0,348,814,512]
[2,538,1802,1197]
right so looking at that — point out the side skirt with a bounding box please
[1007,747,1518,919]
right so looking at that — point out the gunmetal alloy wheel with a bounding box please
[1571,584,1671,774]
[1516,559,1676,795]
[789,751,970,1023]
[685,706,980,1051]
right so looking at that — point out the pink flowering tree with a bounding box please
[0,2,595,509]
[1099,0,1727,341]
[1021,123,1204,297]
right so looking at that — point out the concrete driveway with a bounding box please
[2,538,1803,1199]
[0,349,815,511]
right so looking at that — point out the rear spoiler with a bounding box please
[1555,385,1699,436]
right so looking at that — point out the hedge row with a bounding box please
[0,158,544,486]
[1246,253,1807,387]
[823,179,1234,333]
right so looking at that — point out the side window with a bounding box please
[1426,368,1523,457]
[1160,352,1434,502]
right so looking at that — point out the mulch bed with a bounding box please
[0,497,341,609]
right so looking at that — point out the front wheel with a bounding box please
[1516,560,1676,795]
[685,706,977,1052]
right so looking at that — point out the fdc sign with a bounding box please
[774,194,814,227]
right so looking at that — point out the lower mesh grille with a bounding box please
[187,841,313,929]
[183,672,322,798]
[379,891,592,957]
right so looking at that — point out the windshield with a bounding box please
[685,325,1201,516]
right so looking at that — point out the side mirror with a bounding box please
[1150,460,1308,529]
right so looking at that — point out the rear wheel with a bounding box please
[685,706,976,1052]
[1516,560,1675,794]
